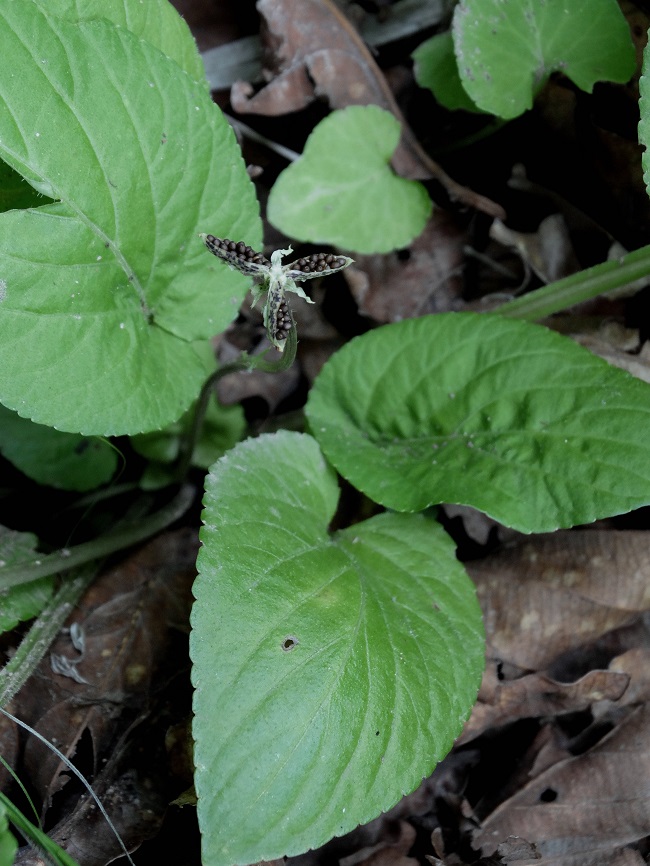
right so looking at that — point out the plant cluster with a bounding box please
[1,1,650,865]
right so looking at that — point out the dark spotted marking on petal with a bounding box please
[201,234,270,277]
[201,237,353,351]
[266,287,293,345]
[285,252,353,282]
[272,299,292,341]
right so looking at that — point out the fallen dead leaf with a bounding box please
[494,835,541,863]
[346,211,466,322]
[232,0,427,176]
[473,703,650,864]
[573,330,650,385]
[231,0,504,217]
[592,647,650,718]
[14,767,166,866]
[468,530,650,670]
[490,214,581,284]
[341,819,417,866]
[14,529,197,812]
[460,666,629,745]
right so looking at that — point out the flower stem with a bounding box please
[174,325,298,480]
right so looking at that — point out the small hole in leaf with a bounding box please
[375,731,380,736]
[281,636,299,652]
[539,787,557,802]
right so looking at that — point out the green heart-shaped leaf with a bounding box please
[412,31,483,114]
[267,105,432,254]
[191,431,483,866]
[0,4,260,435]
[306,313,650,533]
[453,0,635,119]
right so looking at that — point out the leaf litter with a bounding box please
[4,0,650,864]
[6,529,197,864]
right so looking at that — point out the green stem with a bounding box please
[496,243,650,320]
[0,564,97,707]
[0,484,194,591]
[174,325,298,480]
[432,116,508,157]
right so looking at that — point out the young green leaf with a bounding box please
[306,313,650,534]
[0,405,117,491]
[639,37,650,196]
[453,0,635,119]
[191,431,484,866]
[267,106,432,254]
[412,31,484,114]
[0,4,260,435]
[0,526,54,633]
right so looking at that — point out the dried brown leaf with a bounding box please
[473,704,650,863]
[14,529,197,808]
[495,835,541,863]
[231,0,504,217]
[13,768,166,866]
[592,647,650,718]
[461,667,629,744]
[341,820,417,866]
[490,214,581,284]
[346,212,465,322]
[232,0,427,176]
[468,530,650,670]
[573,332,650,385]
